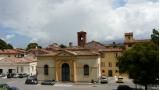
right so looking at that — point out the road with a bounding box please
[0,77,136,90]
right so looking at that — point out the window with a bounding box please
[108,70,113,77]
[101,62,105,67]
[109,62,112,67]
[128,44,132,47]
[0,69,3,74]
[32,66,34,71]
[21,66,23,73]
[84,65,89,76]
[17,67,19,73]
[115,53,118,57]
[115,70,118,73]
[102,70,105,73]
[116,62,118,67]
[101,53,105,58]
[128,36,130,40]
[44,65,49,75]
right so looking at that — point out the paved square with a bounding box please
[0,78,137,90]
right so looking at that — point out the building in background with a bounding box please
[124,32,150,50]
[0,57,37,76]
[0,49,26,60]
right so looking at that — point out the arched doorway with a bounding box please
[61,63,70,81]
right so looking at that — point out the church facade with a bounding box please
[37,50,101,82]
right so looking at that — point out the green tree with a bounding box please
[26,43,42,50]
[151,28,159,45]
[117,30,159,90]
[0,39,8,50]
[0,39,14,50]
[112,42,117,48]
[7,43,14,49]
[59,44,67,48]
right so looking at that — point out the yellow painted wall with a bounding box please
[37,56,55,82]
[76,56,100,82]
[101,51,121,77]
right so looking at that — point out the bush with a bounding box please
[117,85,132,90]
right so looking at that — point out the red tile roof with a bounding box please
[99,48,123,52]
[38,49,100,56]
[86,41,106,50]
[27,49,52,55]
[124,39,151,44]
[0,57,36,63]
[125,32,133,36]
[0,49,22,54]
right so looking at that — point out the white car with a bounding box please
[100,76,108,84]
[13,73,19,78]
[116,77,124,83]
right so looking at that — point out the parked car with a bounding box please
[25,79,37,85]
[0,73,6,77]
[25,76,38,85]
[22,73,28,77]
[100,76,108,84]
[116,77,124,83]
[41,80,55,85]
[7,73,14,78]
[18,74,23,78]
[13,73,19,78]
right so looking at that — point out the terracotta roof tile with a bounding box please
[125,32,133,36]
[99,48,123,52]
[38,49,100,56]
[86,41,106,50]
[134,39,150,43]
[0,49,22,54]
[124,39,151,44]
[0,57,36,63]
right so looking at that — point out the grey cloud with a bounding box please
[0,0,158,47]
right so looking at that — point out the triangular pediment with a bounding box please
[54,50,76,57]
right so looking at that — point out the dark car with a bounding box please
[117,85,132,90]
[41,80,55,85]
[18,74,23,78]
[7,73,14,78]
[25,77,38,85]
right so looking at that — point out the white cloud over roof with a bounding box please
[0,0,158,47]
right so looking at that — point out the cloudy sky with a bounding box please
[0,0,159,48]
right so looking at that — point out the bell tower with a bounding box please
[124,32,133,42]
[77,31,87,47]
